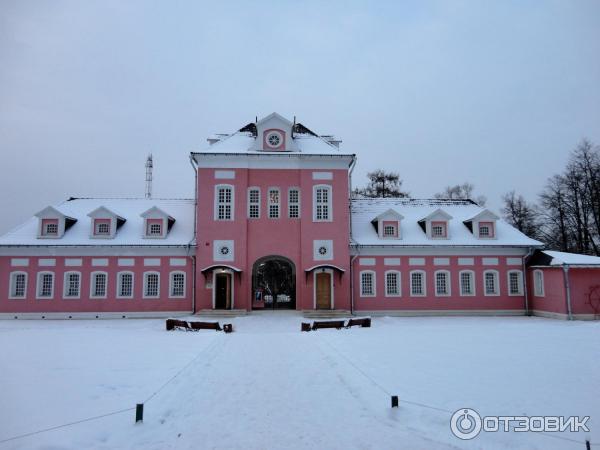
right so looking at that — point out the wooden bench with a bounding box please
[166,319,191,331]
[311,320,345,330]
[346,318,371,328]
[189,321,222,331]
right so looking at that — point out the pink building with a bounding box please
[0,113,598,319]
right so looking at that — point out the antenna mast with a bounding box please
[145,153,153,199]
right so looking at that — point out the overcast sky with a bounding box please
[1,0,599,234]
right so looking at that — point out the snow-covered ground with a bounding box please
[0,314,598,449]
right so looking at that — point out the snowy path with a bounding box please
[0,316,598,449]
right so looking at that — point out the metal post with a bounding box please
[391,396,399,408]
[135,403,144,423]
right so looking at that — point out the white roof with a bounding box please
[0,198,195,247]
[542,251,600,266]
[194,131,353,156]
[351,198,543,247]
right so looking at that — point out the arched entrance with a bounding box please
[252,256,296,310]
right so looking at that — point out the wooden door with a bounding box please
[316,272,332,310]
[215,274,232,309]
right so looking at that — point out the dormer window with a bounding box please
[371,209,404,240]
[383,225,396,236]
[87,206,125,239]
[43,220,58,236]
[431,221,447,238]
[463,210,499,240]
[140,206,175,239]
[478,221,495,238]
[94,219,111,236]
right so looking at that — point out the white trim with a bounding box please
[483,270,500,296]
[507,270,524,296]
[288,187,300,219]
[62,271,81,299]
[354,309,525,317]
[211,269,234,309]
[91,258,109,267]
[533,269,545,297]
[8,271,28,299]
[247,187,261,219]
[349,247,531,256]
[312,184,333,222]
[410,270,426,297]
[459,270,476,296]
[169,271,186,298]
[118,258,135,267]
[36,271,55,299]
[506,257,522,266]
[169,258,187,267]
[38,258,56,267]
[409,257,425,266]
[144,258,161,267]
[434,270,451,297]
[143,271,161,299]
[305,264,346,273]
[116,271,135,299]
[10,258,29,267]
[0,247,193,257]
[458,257,475,266]
[313,268,335,309]
[359,270,376,297]
[384,270,401,297]
[90,271,108,299]
[482,257,499,266]
[359,257,375,266]
[214,184,234,221]
[214,170,235,179]
[0,311,193,320]
[267,187,281,219]
[191,153,355,171]
[433,258,450,266]
[384,258,400,266]
[65,258,82,267]
[312,171,333,180]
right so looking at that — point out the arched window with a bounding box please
[483,270,500,296]
[63,271,81,299]
[410,270,426,297]
[533,270,545,297]
[434,270,451,296]
[385,270,401,297]
[90,272,108,298]
[459,270,475,296]
[169,271,186,298]
[507,270,524,296]
[9,271,28,299]
[117,272,134,298]
[144,272,160,298]
[36,272,54,299]
[313,185,332,221]
[360,270,376,297]
[215,184,234,220]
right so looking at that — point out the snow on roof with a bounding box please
[0,198,195,247]
[542,251,600,266]
[193,132,353,157]
[351,198,543,247]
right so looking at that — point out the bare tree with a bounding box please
[501,191,541,240]
[434,182,487,206]
[353,170,409,198]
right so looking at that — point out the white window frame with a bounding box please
[359,270,376,297]
[288,187,300,219]
[214,184,234,221]
[36,271,55,299]
[169,271,186,298]
[63,271,81,299]
[143,271,161,298]
[533,269,545,297]
[313,184,332,222]
[44,222,58,235]
[268,187,280,219]
[247,187,260,219]
[95,221,111,235]
[410,270,426,297]
[507,270,524,296]
[149,223,162,236]
[8,271,28,299]
[434,270,451,297]
[90,271,108,299]
[483,270,500,296]
[116,271,134,299]
[383,224,397,237]
[384,270,401,297]
[459,270,476,296]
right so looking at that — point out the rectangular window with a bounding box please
[216,186,233,220]
[118,273,133,298]
[314,186,331,221]
[435,272,450,296]
[360,272,375,296]
[38,273,54,298]
[268,188,280,219]
[411,272,425,296]
[10,273,27,298]
[478,222,495,238]
[460,272,474,295]
[149,223,162,235]
[385,272,400,296]
[431,222,446,238]
[95,221,110,235]
[91,273,107,298]
[170,272,185,297]
[534,270,545,296]
[145,273,160,297]
[248,188,260,219]
[508,271,523,295]
[484,272,498,295]
[42,220,58,236]
[383,225,396,237]
[64,273,80,298]
[288,188,300,218]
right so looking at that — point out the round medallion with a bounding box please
[220,246,230,255]
[318,246,328,255]
[266,131,283,148]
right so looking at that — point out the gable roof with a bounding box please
[352,198,543,247]
[529,250,600,267]
[0,198,194,247]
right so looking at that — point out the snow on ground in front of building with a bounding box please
[0,315,598,450]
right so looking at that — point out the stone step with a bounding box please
[195,309,248,317]
[302,309,353,319]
